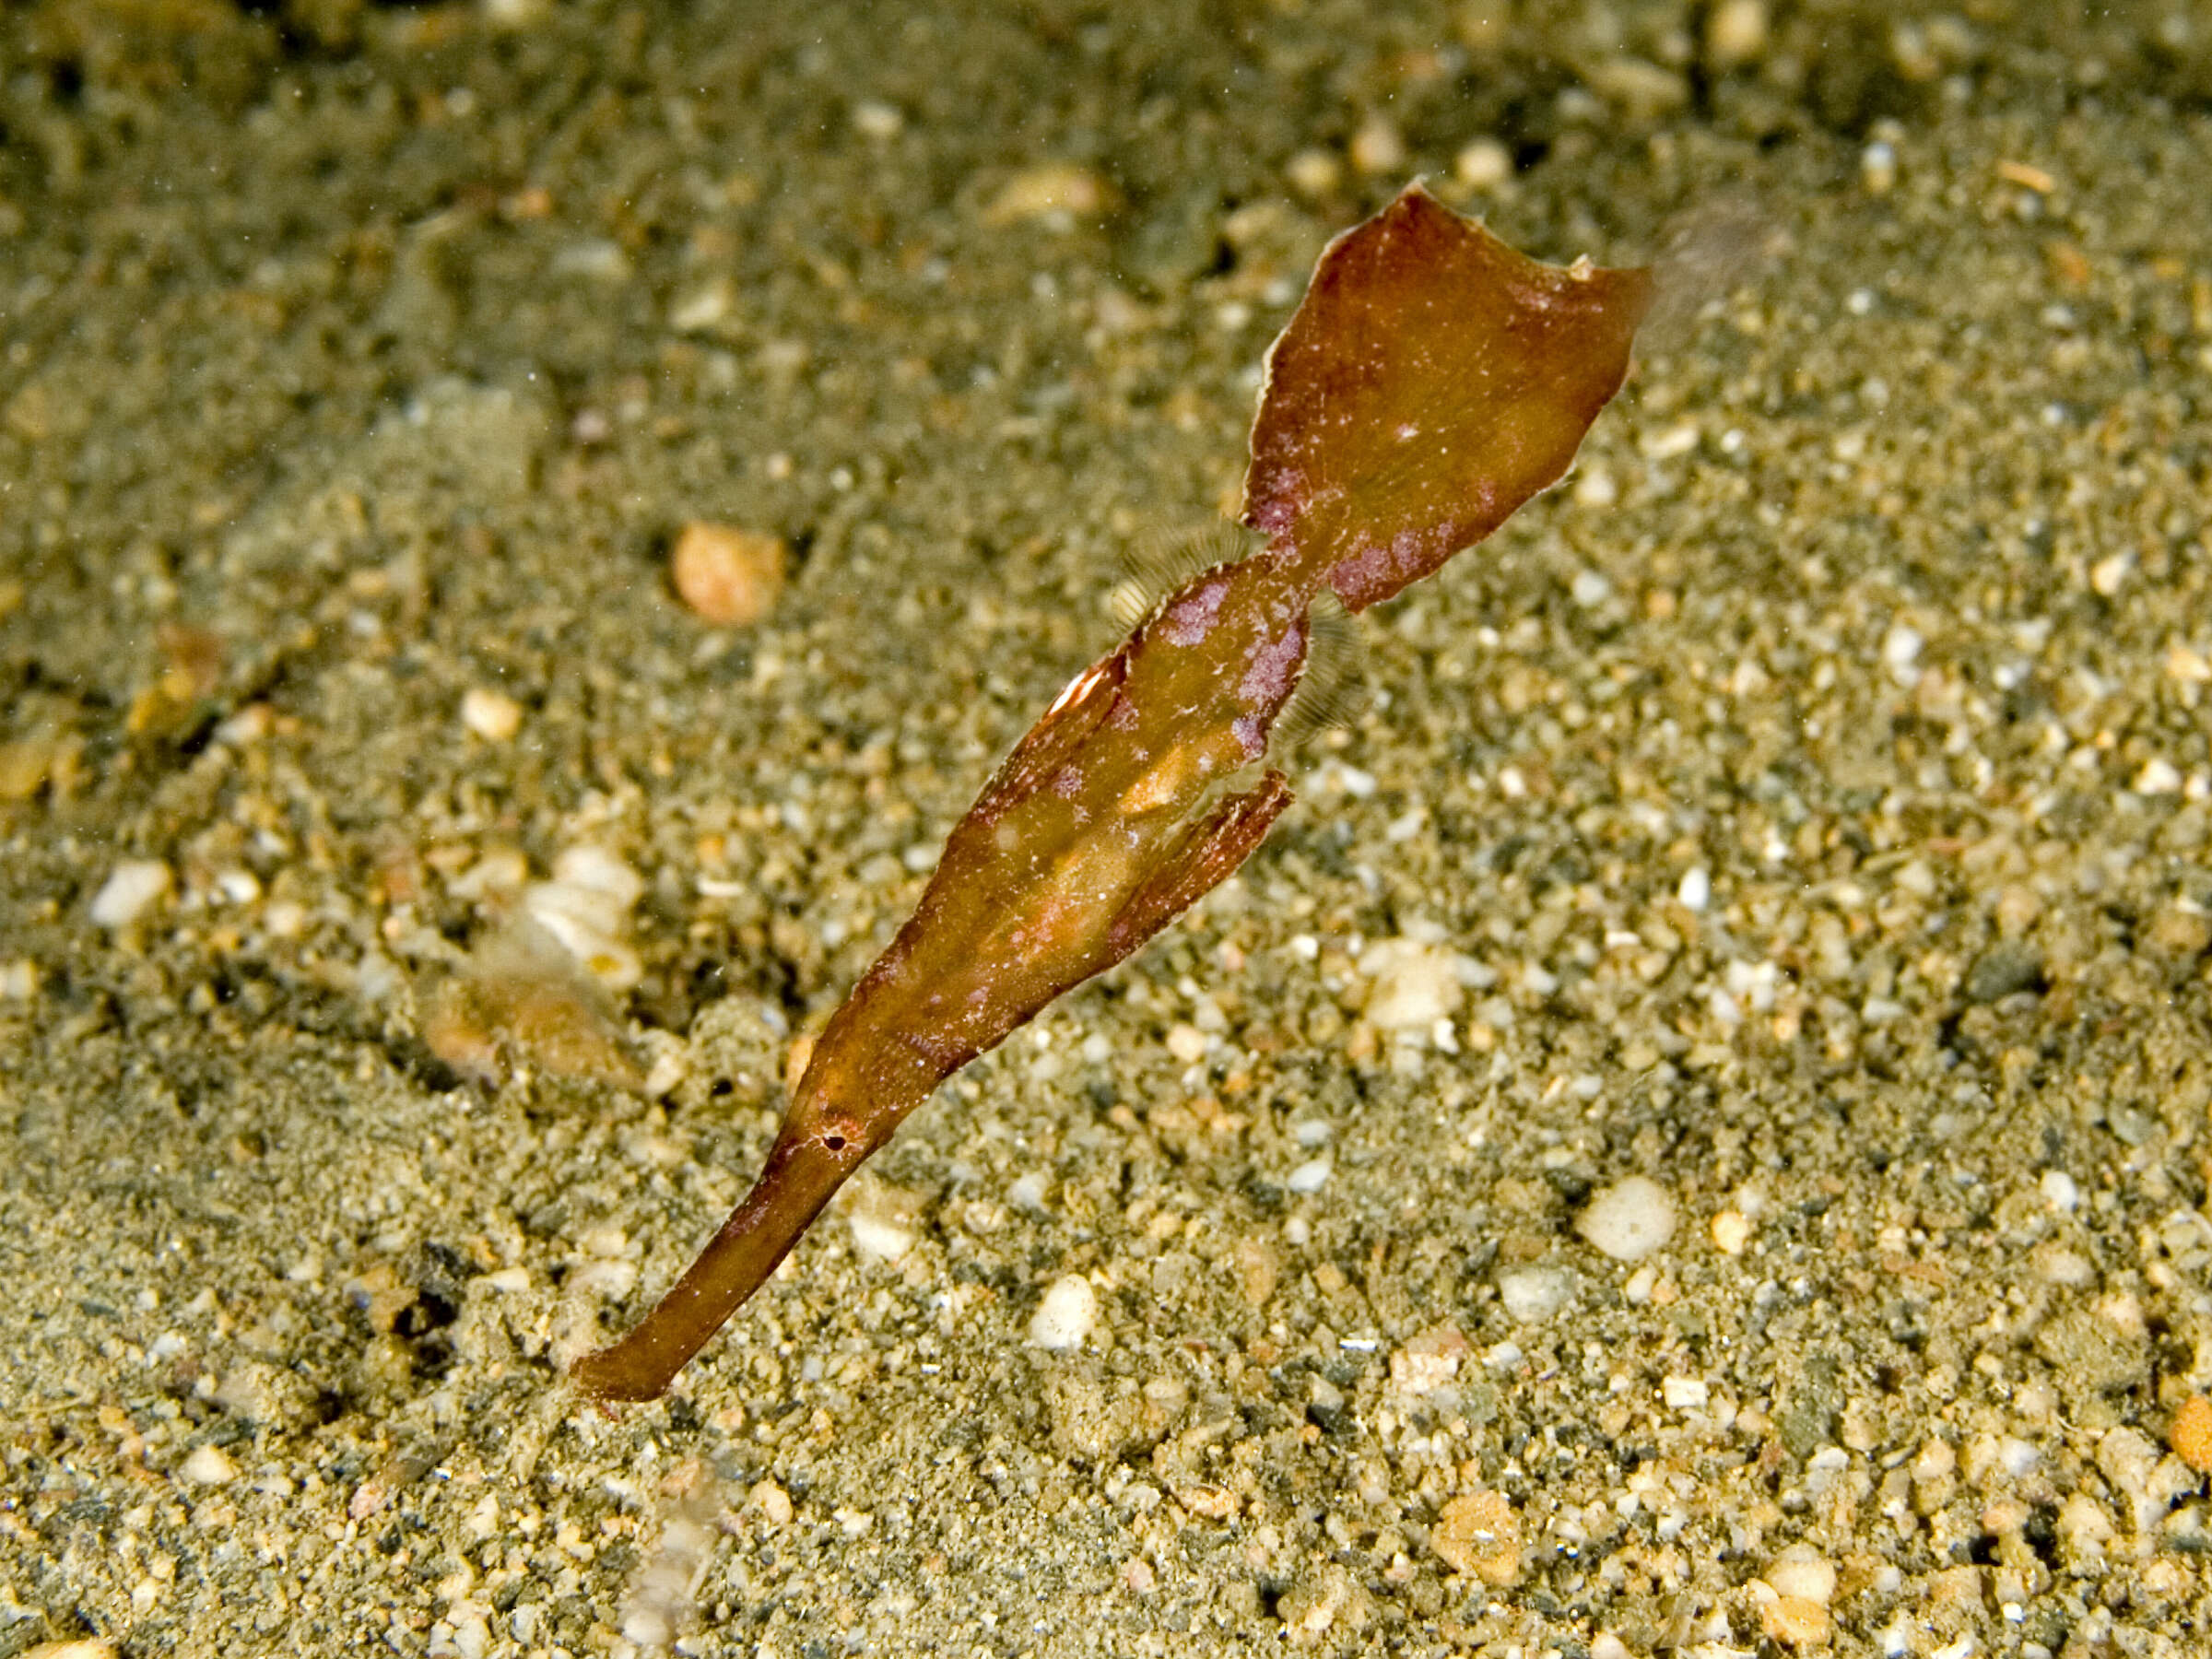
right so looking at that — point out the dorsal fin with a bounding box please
[1108,521,1261,631]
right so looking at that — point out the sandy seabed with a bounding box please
[6,4,2212,1655]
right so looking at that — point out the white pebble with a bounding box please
[2041,1170,2080,1212]
[850,100,903,140]
[1861,140,1897,195]
[1358,937,1464,1031]
[1572,466,1618,508]
[1453,136,1512,191]
[1028,1275,1097,1350]
[750,1479,794,1526]
[2136,758,2183,795]
[551,844,643,908]
[642,1049,686,1099]
[1349,113,1406,175]
[1287,1157,1333,1194]
[1008,1172,1049,1212]
[1164,1022,1206,1065]
[848,1208,914,1265]
[524,846,644,990]
[1285,148,1342,198]
[1766,1544,1837,1606]
[90,860,171,928]
[1882,621,1924,688]
[1706,0,1770,67]
[668,277,732,334]
[178,1444,237,1486]
[460,687,523,741]
[1576,1176,1678,1263]
[1496,1265,1576,1323]
[1662,1375,1710,1410]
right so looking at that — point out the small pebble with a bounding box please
[1287,1157,1332,1194]
[1388,1329,1466,1397]
[1882,622,1923,687]
[670,522,788,628]
[848,1204,915,1265]
[749,1479,793,1526]
[850,100,903,140]
[1711,1208,1752,1254]
[1430,1491,1520,1585]
[1028,1274,1097,1350]
[1861,140,1898,195]
[178,1444,237,1486]
[459,687,523,742]
[1496,1265,1575,1322]
[524,845,645,991]
[1285,148,1341,198]
[1766,1545,1837,1605]
[1576,1176,1677,1263]
[90,859,171,929]
[1572,466,1618,507]
[1453,136,1512,191]
[2170,1395,2212,1473]
[1705,0,1769,68]
[1662,1375,1710,1409]
[668,277,732,333]
[1586,57,1688,121]
[1349,113,1406,176]
[1759,1592,1831,1649]
[1912,1438,1956,1484]
[1358,937,1463,1031]
[1677,866,1710,912]
[983,163,1116,226]
[2058,1490,2115,1557]
[2136,757,2182,794]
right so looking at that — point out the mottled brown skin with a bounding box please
[571,185,1653,1402]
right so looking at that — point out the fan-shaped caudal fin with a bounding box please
[1103,770,1293,963]
[1241,182,1653,613]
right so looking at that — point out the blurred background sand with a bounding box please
[6,4,2212,1653]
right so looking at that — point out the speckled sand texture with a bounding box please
[6,4,2212,1656]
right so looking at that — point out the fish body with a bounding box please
[573,185,1651,1402]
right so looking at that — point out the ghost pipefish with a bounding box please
[571,182,1653,1402]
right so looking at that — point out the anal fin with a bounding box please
[1103,770,1293,962]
